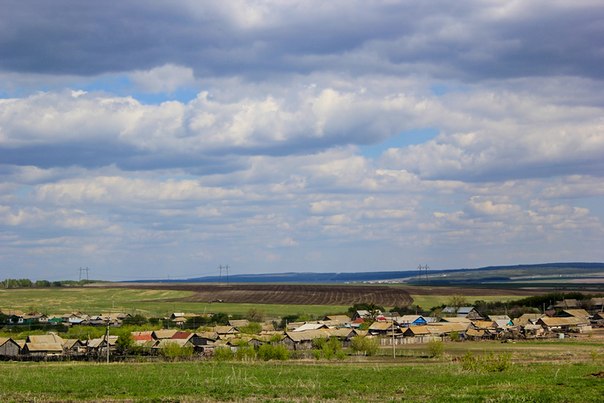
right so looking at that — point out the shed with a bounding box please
[0,337,21,358]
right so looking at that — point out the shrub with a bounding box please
[161,342,193,361]
[257,344,290,361]
[427,340,444,358]
[239,322,262,334]
[312,337,343,360]
[213,347,234,361]
[460,351,512,372]
[350,336,379,356]
[235,345,256,361]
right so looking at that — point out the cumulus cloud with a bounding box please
[1,1,604,278]
[130,64,196,93]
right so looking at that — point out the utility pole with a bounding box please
[105,319,110,364]
[225,265,229,285]
[392,321,396,359]
[218,265,223,282]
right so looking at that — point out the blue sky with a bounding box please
[1,1,603,280]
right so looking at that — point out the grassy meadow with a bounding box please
[0,287,349,318]
[0,357,602,401]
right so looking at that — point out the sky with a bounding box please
[1,1,603,281]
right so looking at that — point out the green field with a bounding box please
[1,286,529,318]
[0,288,349,318]
[0,357,602,401]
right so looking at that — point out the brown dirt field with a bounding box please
[398,285,550,296]
[105,283,414,306]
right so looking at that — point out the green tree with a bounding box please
[122,314,148,326]
[115,330,136,355]
[161,342,193,361]
[246,308,264,322]
[350,336,379,356]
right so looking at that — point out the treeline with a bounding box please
[1,279,96,289]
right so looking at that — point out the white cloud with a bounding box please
[130,64,196,93]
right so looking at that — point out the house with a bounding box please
[27,334,65,345]
[64,312,89,325]
[63,339,87,356]
[442,306,482,319]
[440,317,472,324]
[465,328,486,340]
[351,310,381,321]
[87,336,118,356]
[402,326,440,343]
[395,315,427,327]
[22,312,48,324]
[368,321,403,337]
[228,319,250,329]
[132,331,155,348]
[554,299,580,309]
[427,322,469,337]
[0,337,21,358]
[558,309,590,324]
[589,297,604,311]
[282,330,328,350]
[325,328,359,347]
[522,324,545,338]
[513,313,543,327]
[292,323,329,332]
[536,316,586,332]
[152,329,179,340]
[487,315,513,326]
[22,342,64,357]
[323,315,351,325]
[213,326,239,338]
[591,312,604,326]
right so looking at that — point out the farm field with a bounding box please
[108,282,415,307]
[0,283,546,318]
[0,349,602,401]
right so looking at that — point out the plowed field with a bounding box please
[117,283,414,307]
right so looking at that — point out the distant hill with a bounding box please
[133,262,604,287]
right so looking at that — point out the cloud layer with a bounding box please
[1,1,603,279]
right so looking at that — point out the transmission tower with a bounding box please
[78,267,90,281]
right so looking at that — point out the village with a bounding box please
[1,297,603,361]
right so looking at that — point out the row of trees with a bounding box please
[1,278,95,289]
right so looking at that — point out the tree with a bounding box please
[115,331,136,355]
[350,336,378,356]
[122,314,148,326]
[447,295,468,310]
[211,312,229,325]
[246,308,264,322]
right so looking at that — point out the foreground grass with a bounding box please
[0,359,602,402]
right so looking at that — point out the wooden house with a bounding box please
[282,330,328,350]
[395,315,427,327]
[0,337,21,358]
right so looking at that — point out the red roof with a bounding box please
[171,331,192,340]
[353,318,365,324]
[132,334,153,341]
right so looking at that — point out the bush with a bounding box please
[239,322,262,334]
[350,336,379,356]
[427,340,444,358]
[460,351,512,372]
[312,337,343,360]
[257,344,290,361]
[235,345,256,361]
[213,347,234,361]
[161,342,193,361]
